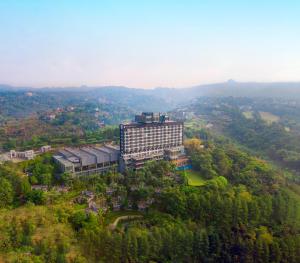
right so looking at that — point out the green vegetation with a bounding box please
[180,170,205,186]
[0,122,119,151]
[186,97,300,180]
[184,118,205,129]
[0,133,299,262]
[1,94,300,262]
[0,91,134,151]
[0,203,83,262]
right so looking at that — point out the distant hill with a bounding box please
[182,80,300,100]
[150,81,300,103]
[1,81,300,118]
[0,86,175,118]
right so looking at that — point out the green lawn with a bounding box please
[180,170,205,186]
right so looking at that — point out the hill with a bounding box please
[174,96,300,181]
[2,81,300,119]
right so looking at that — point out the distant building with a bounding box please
[53,144,119,176]
[40,145,51,153]
[67,106,75,111]
[10,150,35,160]
[48,114,56,120]
[119,112,186,171]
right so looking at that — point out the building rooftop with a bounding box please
[58,149,75,159]
[53,155,74,168]
[120,120,182,129]
[55,144,119,167]
[65,148,96,166]
[121,112,178,126]
[93,146,119,162]
[81,147,110,163]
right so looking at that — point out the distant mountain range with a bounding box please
[180,80,300,100]
[1,81,300,117]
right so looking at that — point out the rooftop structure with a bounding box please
[134,112,170,124]
[53,145,119,176]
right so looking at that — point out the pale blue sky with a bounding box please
[0,0,300,88]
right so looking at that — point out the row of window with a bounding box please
[125,144,181,153]
[125,131,182,136]
[125,125,182,130]
[124,139,182,145]
[124,128,182,134]
[124,138,182,142]
[126,132,182,136]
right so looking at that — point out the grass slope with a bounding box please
[180,170,205,186]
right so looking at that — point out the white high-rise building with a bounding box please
[119,112,186,171]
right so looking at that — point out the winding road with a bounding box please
[109,215,143,230]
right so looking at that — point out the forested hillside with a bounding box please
[1,87,300,262]
[179,97,300,181]
[0,96,131,151]
[2,81,300,119]
[0,134,299,262]
[0,86,173,119]
[0,87,171,151]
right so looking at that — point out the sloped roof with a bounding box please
[56,144,119,166]
[65,148,96,166]
[81,147,110,163]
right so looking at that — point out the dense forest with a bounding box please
[0,135,299,262]
[182,97,300,180]
[1,92,300,262]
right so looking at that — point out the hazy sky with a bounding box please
[0,0,300,88]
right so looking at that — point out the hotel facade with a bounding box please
[119,112,188,171]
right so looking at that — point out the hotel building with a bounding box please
[119,112,188,171]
